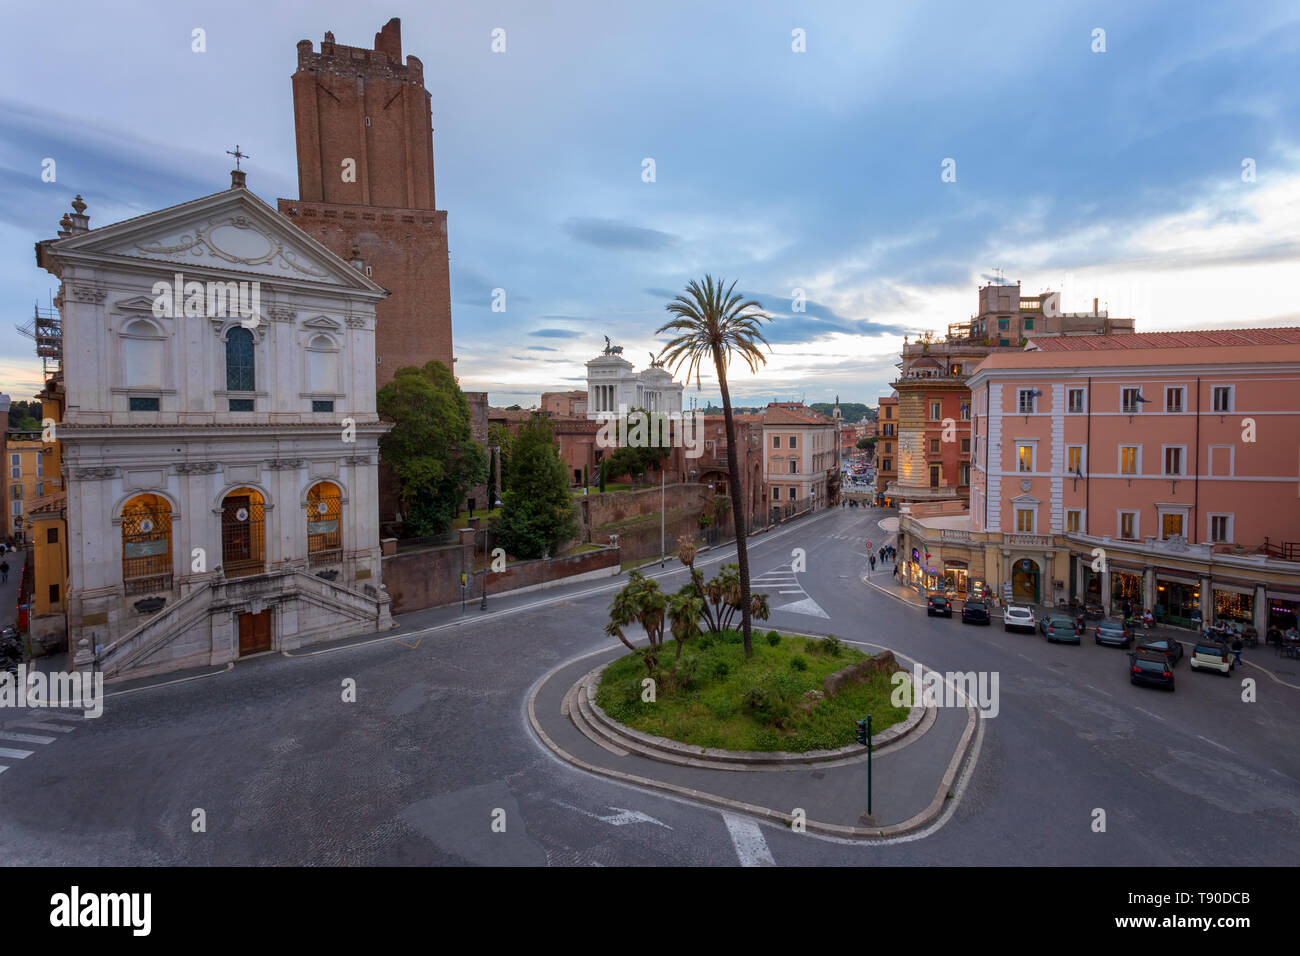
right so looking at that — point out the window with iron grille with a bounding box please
[221,491,266,579]
[121,495,173,595]
[1121,387,1142,414]
[312,400,334,413]
[130,396,160,411]
[307,482,343,567]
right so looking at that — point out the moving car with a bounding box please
[1189,640,1233,676]
[1135,637,1184,668]
[927,593,952,617]
[961,600,991,625]
[1129,650,1175,690]
[1003,605,1036,633]
[1039,614,1079,644]
[1095,619,1133,648]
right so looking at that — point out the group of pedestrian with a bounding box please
[841,498,866,508]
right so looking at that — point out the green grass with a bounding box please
[451,507,501,529]
[595,632,908,752]
[573,483,638,495]
[558,543,605,556]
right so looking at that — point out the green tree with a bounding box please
[657,276,770,657]
[490,413,579,558]
[377,360,487,537]
[486,448,498,515]
[605,571,668,675]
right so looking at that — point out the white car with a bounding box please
[1003,605,1036,633]
[1188,640,1233,676]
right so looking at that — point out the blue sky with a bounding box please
[2,0,1298,410]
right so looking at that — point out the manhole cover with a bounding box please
[810,771,826,780]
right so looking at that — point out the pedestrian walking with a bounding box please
[0,560,9,583]
[869,555,876,572]
[1231,636,1243,667]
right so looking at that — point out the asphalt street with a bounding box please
[1,504,1296,866]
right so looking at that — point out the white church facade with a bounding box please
[37,174,393,680]
[585,349,684,417]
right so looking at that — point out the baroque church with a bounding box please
[37,173,393,679]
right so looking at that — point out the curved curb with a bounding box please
[576,658,926,768]
[527,647,980,840]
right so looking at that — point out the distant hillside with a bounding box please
[811,402,874,423]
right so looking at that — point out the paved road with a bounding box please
[1,506,1297,865]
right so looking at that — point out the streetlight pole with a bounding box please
[480,525,488,611]
[659,468,665,568]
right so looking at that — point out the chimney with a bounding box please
[67,195,90,235]
[1093,297,1098,316]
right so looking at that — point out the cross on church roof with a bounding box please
[226,145,249,170]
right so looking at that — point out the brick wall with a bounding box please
[382,544,620,614]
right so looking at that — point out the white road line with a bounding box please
[0,731,56,744]
[1134,707,1166,722]
[722,812,776,867]
[1197,734,1231,753]
[1083,684,1113,698]
[778,590,803,595]
[0,747,34,760]
[0,765,7,774]
[41,713,86,722]
[6,722,74,733]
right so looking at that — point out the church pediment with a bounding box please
[51,188,385,294]
[302,315,344,330]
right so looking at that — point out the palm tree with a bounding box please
[657,275,770,657]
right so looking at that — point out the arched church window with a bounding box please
[226,327,255,393]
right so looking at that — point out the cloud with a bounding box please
[527,345,559,352]
[528,328,583,339]
[563,217,680,251]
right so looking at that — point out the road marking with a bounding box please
[774,596,830,619]
[1083,684,1113,698]
[0,765,7,774]
[552,799,671,829]
[1134,707,1165,722]
[778,590,803,595]
[5,721,74,733]
[722,812,775,866]
[1197,734,1230,753]
[0,747,34,759]
[0,731,56,744]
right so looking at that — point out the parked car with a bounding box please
[1039,614,1079,643]
[1189,640,1234,676]
[1129,650,1175,690]
[1136,637,1184,668]
[1095,619,1133,648]
[1003,605,1036,633]
[961,600,991,625]
[927,593,952,618]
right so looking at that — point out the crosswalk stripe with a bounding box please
[41,713,87,723]
[722,813,775,867]
[0,747,34,760]
[0,765,8,774]
[0,731,56,745]
[6,722,75,733]
[778,590,803,594]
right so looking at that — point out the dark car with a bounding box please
[927,593,952,617]
[1136,637,1184,667]
[961,600,991,625]
[1129,650,1175,690]
[1039,614,1080,644]
[1095,619,1133,648]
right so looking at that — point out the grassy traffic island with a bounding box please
[594,630,910,753]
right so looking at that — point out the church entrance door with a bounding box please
[238,609,272,656]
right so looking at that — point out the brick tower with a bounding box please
[277,18,453,386]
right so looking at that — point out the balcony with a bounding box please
[1007,533,1052,547]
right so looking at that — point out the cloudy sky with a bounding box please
[2,1,1298,409]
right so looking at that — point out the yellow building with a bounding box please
[30,374,68,652]
[7,432,55,544]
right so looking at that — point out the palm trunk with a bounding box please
[714,353,753,657]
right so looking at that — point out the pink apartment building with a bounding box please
[898,329,1300,634]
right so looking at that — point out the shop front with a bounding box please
[1212,584,1254,628]
[1267,593,1299,631]
[1109,568,1144,616]
[943,561,969,596]
[1156,576,1200,629]
[1082,564,1103,606]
